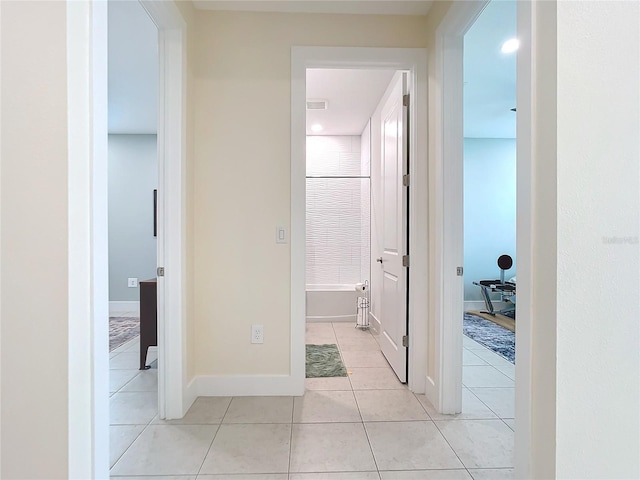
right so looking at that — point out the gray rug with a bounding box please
[306,344,347,378]
[463,313,515,364]
[109,316,139,352]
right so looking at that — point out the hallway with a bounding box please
[109,321,514,478]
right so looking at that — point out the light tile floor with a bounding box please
[110,320,515,479]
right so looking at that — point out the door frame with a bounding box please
[66,1,188,476]
[140,0,190,422]
[291,47,428,393]
[429,0,489,416]
[433,0,533,476]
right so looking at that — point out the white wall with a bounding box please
[463,138,516,301]
[0,1,69,476]
[524,0,640,476]
[306,135,369,286]
[108,134,158,301]
[554,1,639,476]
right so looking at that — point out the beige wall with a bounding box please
[0,1,69,478]
[191,11,431,376]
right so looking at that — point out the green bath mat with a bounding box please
[305,344,347,378]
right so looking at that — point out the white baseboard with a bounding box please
[424,375,437,409]
[194,374,303,397]
[369,311,381,335]
[183,377,198,414]
[109,301,140,315]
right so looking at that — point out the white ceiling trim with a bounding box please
[193,0,433,16]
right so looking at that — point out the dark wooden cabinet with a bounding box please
[139,278,157,370]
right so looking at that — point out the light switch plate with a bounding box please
[276,226,287,244]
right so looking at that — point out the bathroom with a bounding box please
[304,68,396,326]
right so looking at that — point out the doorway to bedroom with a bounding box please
[460,0,517,431]
[107,0,161,470]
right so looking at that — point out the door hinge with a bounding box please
[402,174,410,187]
[456,267,463,276]
[403,94,410,107]
[402,255,410,267]
[402,335,409,347]
[157,267,165,277]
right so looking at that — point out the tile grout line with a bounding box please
[108,423,148,473]
[499,417,516,432]
[429,415,475,477]
[338,321,383,476]
[109,383,158,472]
[288,393,295,475]
[410,390,434,421]
[465,385,515,420]
[195,398,233,477]
[360,418,381,476]
[113,370,144,395]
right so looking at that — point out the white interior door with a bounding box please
[378,72,409,382]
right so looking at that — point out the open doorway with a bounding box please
[460,0,517,434]
[304,68,410,390]
[106,0,160,469]
[291,47,429,398]
[66,0,187,474]
[431,0,522,472]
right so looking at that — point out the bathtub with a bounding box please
[306,284,358,322]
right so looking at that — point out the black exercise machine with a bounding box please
[472,254,516,317]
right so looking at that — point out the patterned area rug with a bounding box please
[306,344,347,378]
[109,317,140,352]
[467,309,515,333]
[464,313,515,364]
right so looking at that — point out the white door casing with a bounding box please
[429,0,489,416]
[434,0,534,477]
[139,0,190,421]
[66,0,189,476]
[378,72,409,382]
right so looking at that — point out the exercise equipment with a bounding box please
[473,254,516,317]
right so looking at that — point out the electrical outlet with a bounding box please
[251,324,264,344]
[127,277,138,288]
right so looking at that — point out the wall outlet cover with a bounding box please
[251,324,264,344]
[127,277,138,288]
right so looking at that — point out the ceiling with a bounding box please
[107,0,516,139]
[108,0,158,134]
[305,1,517,138]
[464,0,517,138]
[193,1,433,15]
[306,69,396,136]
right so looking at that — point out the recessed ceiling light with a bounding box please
[501,38,520,54]
[311,124,323,133]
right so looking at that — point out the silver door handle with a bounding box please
[376,257,383,263]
